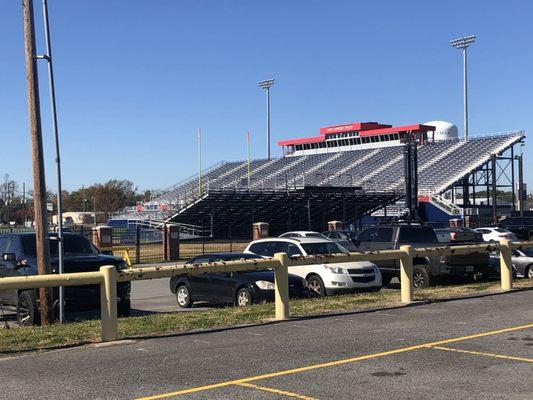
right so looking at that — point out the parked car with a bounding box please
[169,253,310,308]
[446,227,484,243]
[512,248,533,279]
[279,231,326,238]
[322,230,359,243]
[474,227,517,242]
[0,232,130,325]
[244,237,381,295]
[434,228,452,243]
[499,217,533,240]
[321,230,360,251]
[353,225,490,287]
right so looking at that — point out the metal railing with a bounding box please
[0,239,532,343]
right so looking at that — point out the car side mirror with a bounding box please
[290,253,302,258]
[2,253,16,263]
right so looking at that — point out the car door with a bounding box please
[355,228,378,252]
[0,236,18,305]
[186,255,212,300]
[206,256,237,303]
[370,227,397,271]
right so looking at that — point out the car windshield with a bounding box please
[22,235,98,256]
[301,242,348,255]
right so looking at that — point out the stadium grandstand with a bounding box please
[113,120,526,237]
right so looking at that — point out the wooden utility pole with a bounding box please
[22,0,53,325]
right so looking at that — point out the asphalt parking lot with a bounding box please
[1,290,532,399]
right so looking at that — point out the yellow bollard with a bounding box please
[273,252,290,320]
[399,245,414,303]
[123,249,132,268]
[100,265,118,342]
[499,239,513,291]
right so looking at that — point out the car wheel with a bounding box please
[118,299,131,317]
[381,275,393,287]
[307,275,326,296]
[175,284,193,308]
[235,287,253,307]
[413,266,433,289]
[17,290,40,326]
[526,265,533,280]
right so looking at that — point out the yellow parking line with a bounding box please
[235,382,318,400]
[134,323,533,400]
[431,345,533,363]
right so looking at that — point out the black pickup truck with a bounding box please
[0,232,130,325]
[353,225,490,288]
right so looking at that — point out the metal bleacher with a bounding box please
[115,132,525,223]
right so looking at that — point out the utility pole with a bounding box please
[22,0,53,325]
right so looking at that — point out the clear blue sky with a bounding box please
[1,0,532,193]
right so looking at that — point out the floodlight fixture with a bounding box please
[450,35,476,49]
[258,78,275,89]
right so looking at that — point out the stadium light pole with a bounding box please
[258,78,274,160]
[450,35,476,140]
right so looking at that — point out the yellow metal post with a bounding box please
[273,252,290,320]
[499,239,513,291]
[399,245,414,303]
[123,248,132,267]
[100,265,118,342]
[197,127,202,197]
[246,131,251,189]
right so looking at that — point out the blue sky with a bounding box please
[1,0,532,192]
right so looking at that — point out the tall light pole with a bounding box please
[450,35,476,140]
[258,78,274,160]
[35,0,66,323]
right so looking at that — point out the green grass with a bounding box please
[1,279,532,353]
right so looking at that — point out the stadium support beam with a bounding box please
[518,154,524,217]
[491,154,498,224]
[403,132,419,223]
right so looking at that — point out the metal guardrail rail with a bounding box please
[0,239,532,342]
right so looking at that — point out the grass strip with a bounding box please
[1,279,532,353]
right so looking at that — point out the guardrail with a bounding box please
[0,239,532,343]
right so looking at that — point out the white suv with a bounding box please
[244,237,381,295]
